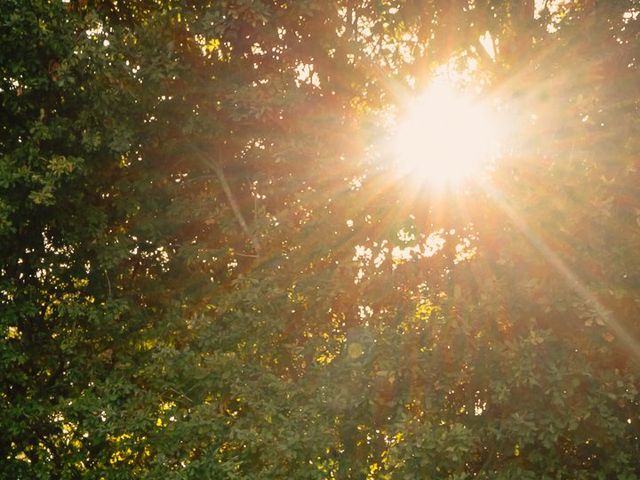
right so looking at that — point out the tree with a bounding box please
[1,0,639,478]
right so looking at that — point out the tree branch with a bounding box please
[195,151,261,254]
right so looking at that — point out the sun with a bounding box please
[393,80,501,187]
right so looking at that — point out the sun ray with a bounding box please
[483,184,640,361]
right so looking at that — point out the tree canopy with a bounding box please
[2,0,640,478]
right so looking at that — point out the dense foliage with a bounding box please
[2,0,640,478]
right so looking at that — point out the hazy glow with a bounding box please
[393,81,500,187]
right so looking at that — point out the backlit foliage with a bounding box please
[1,0,639,478]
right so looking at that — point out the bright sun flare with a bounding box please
[393,81,500,187]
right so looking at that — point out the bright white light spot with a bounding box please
[479,31,496,60]
[393,80,501,187]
